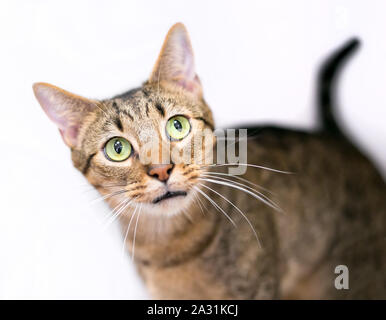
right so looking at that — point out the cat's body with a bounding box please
[34,24,386,299]
[129,126,386,299]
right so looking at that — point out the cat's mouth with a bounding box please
[153,191,187,204]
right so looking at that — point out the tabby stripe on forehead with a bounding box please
[142,88,150,97]
[123,109,134,121]
[114,117,123,131]
[195,117,214,130]
[112,101,120,114]
[155,103,165,117]
[83,153,96,174]
[112,101,134,121]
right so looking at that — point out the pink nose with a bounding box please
[147,164,174,182]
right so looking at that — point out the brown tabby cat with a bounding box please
[33,23,386,299]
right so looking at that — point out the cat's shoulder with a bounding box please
[222,123,360,164]
[223,124,323,147]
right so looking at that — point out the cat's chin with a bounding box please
[152,190,188,204]
[141,190,195,216]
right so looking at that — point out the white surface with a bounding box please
[0,0,385,299]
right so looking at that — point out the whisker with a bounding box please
[92,101,109,118]
[203,163,293,174]
[99,198,126,223]
[200,174,279,209]
[198,183,261,247]
[90,189,128,205]
[192,186,236,227]
[104,197,137,228]
[81,183,129,194]
[122,204,139,255]
[105,198,130,223]
[198,178,283,212]
[182,208,194,223]
[196,191,208,211]
[192,191,205,216]
[131,203,143,261]
[203,171,274,195]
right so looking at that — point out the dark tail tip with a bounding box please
[317,38,360,135]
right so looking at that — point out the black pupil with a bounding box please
[173,119,183,132]
[114,140,123,154]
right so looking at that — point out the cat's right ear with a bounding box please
[33,82,97,148]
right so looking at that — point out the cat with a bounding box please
[33,23,386,299]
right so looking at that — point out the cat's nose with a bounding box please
[147,164,174,182]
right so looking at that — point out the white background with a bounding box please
[0,0,385,299]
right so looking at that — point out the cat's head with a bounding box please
[33,23,215,216]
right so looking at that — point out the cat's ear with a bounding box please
[33,82,97,148]
[149,23,202,98]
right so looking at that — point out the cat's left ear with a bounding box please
[33,82,97,148]
[149,23,202,98]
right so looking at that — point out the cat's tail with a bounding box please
[317,38,360,137]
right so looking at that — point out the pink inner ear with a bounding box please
[169,34,202,95]
[45,106,70,132]
[38,89,79,147]
[59,126,79,147]
[177,31,195,81]
[150,23,202,97]
[34,85,69,130]
[176,77,200,94]
[33,83,94,148]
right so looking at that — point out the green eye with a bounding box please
[104,137,132,162]
[166,115,191,140]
